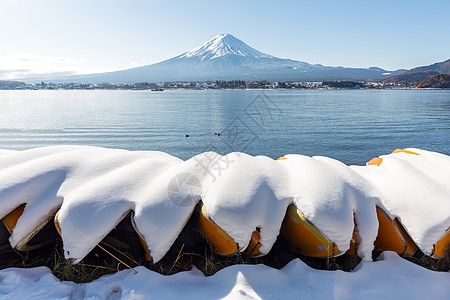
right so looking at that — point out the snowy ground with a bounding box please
[0,252,449,300]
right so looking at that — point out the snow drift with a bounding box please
[0,252,449,300]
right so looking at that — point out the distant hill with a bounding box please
[23,34,405,83]
[384,59,450,85]
[383,70,440,85]
[408,59,450,74]
[417,73,450,88]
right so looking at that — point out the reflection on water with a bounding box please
[0,89,449,165]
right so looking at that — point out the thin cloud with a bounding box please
[0,54,126,80]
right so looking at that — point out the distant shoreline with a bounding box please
[2,79,444,91]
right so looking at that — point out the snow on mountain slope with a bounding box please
[177,34,274,61]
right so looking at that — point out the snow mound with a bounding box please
[0,252,449,300]
[0,146,449,264]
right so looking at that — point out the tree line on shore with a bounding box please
[0,79,429,90]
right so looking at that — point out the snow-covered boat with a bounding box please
[360,148,450,258]
[0,146,448,272]
[197,202,262,257]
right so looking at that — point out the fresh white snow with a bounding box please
[0,252,448,300]
[0,146,449,264]
[351,148,450,255]
[0,146,449,298]
[177,34,274,60]
[0,146,183,262]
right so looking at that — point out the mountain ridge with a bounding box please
[23,34,406,83]
[384,59,450,85]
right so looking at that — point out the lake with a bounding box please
[0,89,449,165]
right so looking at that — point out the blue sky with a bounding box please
[1,0,449,79]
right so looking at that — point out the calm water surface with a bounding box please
[0,89,449,165]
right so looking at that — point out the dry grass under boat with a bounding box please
[0,210,448,283]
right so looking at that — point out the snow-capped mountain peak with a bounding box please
[38,33,405,83]
[178,33,274,61]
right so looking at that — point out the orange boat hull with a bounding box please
[197,203,262,257]
[280,204,357,258]
[374,206,417,256]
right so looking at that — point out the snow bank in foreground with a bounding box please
[0,150,17,156]
[0,252,449,300]
[0,146,449,263]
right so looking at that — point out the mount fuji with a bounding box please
[39,34,405,83]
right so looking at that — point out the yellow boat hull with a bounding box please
[280,204,352,258]
[374,206,417,256]
[2,204,56,251]
[433,229,450,259]
[197,202,262,257]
